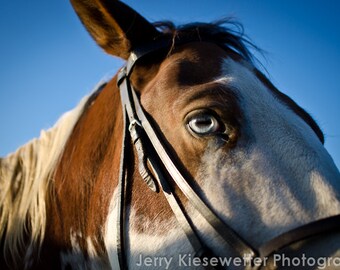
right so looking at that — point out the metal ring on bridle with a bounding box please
[128,119,142,132]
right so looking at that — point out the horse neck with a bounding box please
[45,77,124,259]
[44,72,196,267]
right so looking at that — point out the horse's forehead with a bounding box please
[141,42,243,113]
[139,43,251,129]
[155,42,231,87]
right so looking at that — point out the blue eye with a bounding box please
[187,113,221,135]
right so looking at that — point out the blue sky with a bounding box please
[0,0,339,168]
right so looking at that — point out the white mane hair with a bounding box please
[0,83,104,262]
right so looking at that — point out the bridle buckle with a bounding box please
[128,119,142,132]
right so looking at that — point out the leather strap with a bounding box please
[258,214,340,258]
[115,110,129,269]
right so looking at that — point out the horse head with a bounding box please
[1,1,339,269]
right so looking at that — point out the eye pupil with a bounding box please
[192,118,214,131]
[188,114,220,135]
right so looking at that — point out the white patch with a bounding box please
[61,230,108,269]
[104,190,121,269]
[125,209,198,270]
[104,193,202,270]
[86,236,98,258]
[195,58,340,252]
[61,230,86,270]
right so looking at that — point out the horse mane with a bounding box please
[0,83,104,264]
[153,19,262,66]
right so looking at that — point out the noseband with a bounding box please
[115,43,340,269]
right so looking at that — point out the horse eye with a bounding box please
[187,113,222,136]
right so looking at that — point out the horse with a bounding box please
[1,1,340,269]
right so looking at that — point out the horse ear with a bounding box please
[70,0,160,59]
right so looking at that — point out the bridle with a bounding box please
[115,42,340,269]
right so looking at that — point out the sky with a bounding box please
[0,0,339,169]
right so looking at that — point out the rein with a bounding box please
[115,44,340,269]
